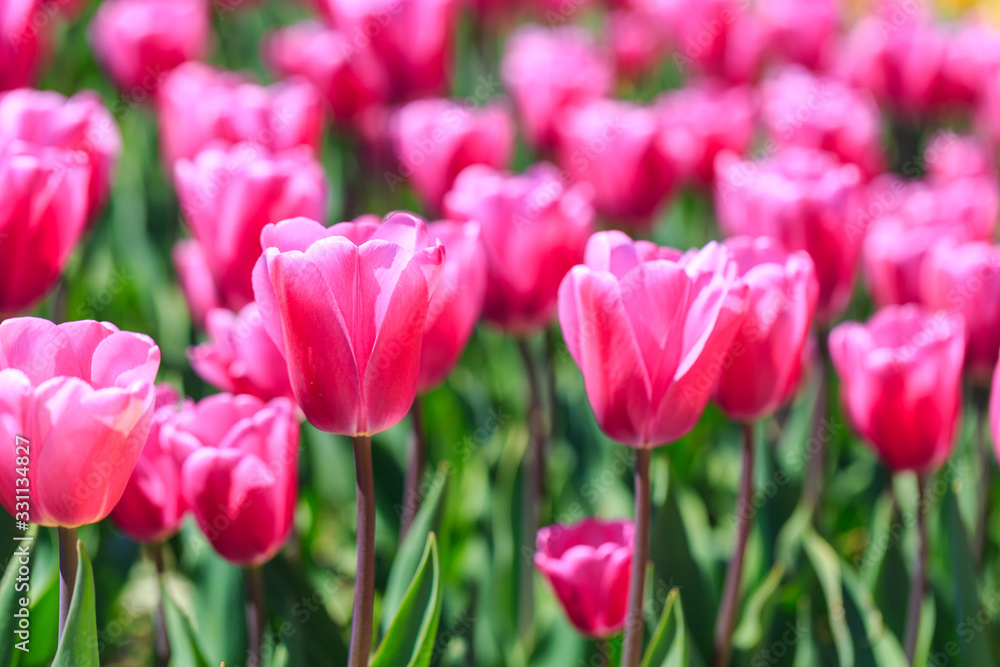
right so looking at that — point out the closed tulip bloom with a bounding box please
[715,147,865,322]
[444,163,594,333]
[500,25,614,152]
[609,7,671,79]
[189,304,295,402]
[558,233,749,446]
[89,0,210,94]
[944,21,1000,109]
[389,98,514,212]
[0,318,161,527]
[661,0,769,83]
[252,213,445,436]
[924,131,995,182]
[158,62,323,168]
[171,394,299,565]
[0,0,49,91]
[0,142,90,315]
[757,0,838,69]
[172,144,327,323]
[535,518,634,638]
[713,237,819,422]
[829,305,965,471]
[921,241,1000,378]
[111,384,188,543]
[557,99,676,226]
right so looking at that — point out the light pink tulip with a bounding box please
[713,237,819,422]
[757,0,839,70]
[830,305,964,471]
[609,8,669,79]
[558,233,749,446]
[0,0,49,91]
[0,318,160,527]
[535,518,633,638]
[444,163,594,333]
[924,131,995,183]
[252,213,445,435]
[661,0,769,83]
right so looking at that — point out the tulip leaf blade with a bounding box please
[640,587,690,667]
[371,533,442,667]
[0,527,37,667]
[802,530,853,667]
[732,562,786,650]
[51,540,98,667]
[161,580,214,667]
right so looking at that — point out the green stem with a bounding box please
[348,435,376,667]
[621,449,652,667]
[57,527,78,646]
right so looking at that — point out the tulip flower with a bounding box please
[89,0,210,95]
[757,0,838,69]
[444,163,594,334]
[0,142,90,315]
[188,304,295,402]
[661,0,770,83]
[609,6,671,79]
[0,0,49,91]
[534,518,633,638]
[388,98,514,212]
[924,131,995,182]
[557,99,676,227]
[172,143,328,323]
[500,25,614,152]
[715,147,865,322]
[0,88,123,221]
[157,62,323,168]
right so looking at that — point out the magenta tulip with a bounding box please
[757,0,838,69]
[0,0,49,91]
[0,318,161,527]
[535,518,633,638]
[713,237,819,422]
[609,5,671,79]
[558,232,749,447]
[89,0,210,94]
[924,131,995,183]
[661,0,769,83]
[829,305,964,471]
[252,213,445,435]
[444,163,594,334]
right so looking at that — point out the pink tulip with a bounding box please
[252,213,445,435]
[189,304,295,402]
[829,305,964,471]
[0,318,161,527]
[557,99,676,226]
[0,88,122,221]
[264,21,388,127]
[535,518,634,638]
[500,25,614,153]
[111,383,188,543]
[661,0,769,83]
[157,62,323,168]
[170,394,299,565]
[921,241,1000,379]
[759,67,885,180]
[657,84,754,187]
[388,98,514,212]
[944,21,1000,110]
[0,0,49,91]
[924,131,995,183]
[558,233,749,446]
[444,163,594,333]
[713,237,819,422]
[0,142,90,315]
[172,143,328,323]
[757,0,839,70]
[89,0,210,95]
[715,147,865,322]
[608,3,671,79]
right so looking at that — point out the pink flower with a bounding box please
[924,131,995,183]
[444,163,594,333]
[757,0,839,70]
[535,518,633,638]
[169,394,299,565]
[0,142,90,315]
[713,237,819,422]
[661,0,769,83]
[89,0,210,94]
[608,5,671,79]
[557,99,676,226]
[759,67,885,180]
[388,98,514,212]
[172,143,328,323]
[111,384,188,543]
[0,88,122,221]
[921,241,1000,379]
[944,21,1000,110]
[189,304,295,402]
[830,305,964,472]
[558,233,748,446]
[0,0,50,91]
[0,318,161,527]
[500,25,614,152]
[157,62,323,168]
[252,213,445,435]
[264,21,388,127]
[715,147,865,322]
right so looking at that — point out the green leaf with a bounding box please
[51,540,99,667]
[802,530,853,667]
[0,530,36,667]
[371,533,443,667]
[641,588,689,667]
[161,581,213,667]
[840,562,908,667]
[732,563,786,650]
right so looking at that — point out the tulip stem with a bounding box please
[973,386,991,567]
[57,527,78,646]
[713,422,757,667]
[151,542,171,667]
[803,327,829,513]
[517,337,547,639]
[402,397,426,538]
[621,448,651,667]
[904,473,929,663]
[245,565,266,667]
[349,435,376,667]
